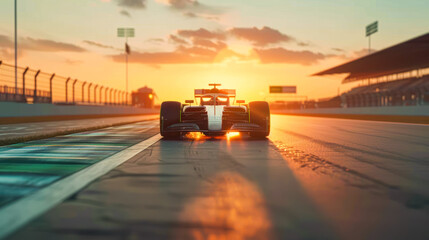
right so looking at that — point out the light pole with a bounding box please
[366,21,378,54]
[117,28,134,94]
[14,0,18,97]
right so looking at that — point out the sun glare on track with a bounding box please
[178,172,272,239]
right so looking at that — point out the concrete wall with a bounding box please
[0,102,158,118]
[272,105,429,116]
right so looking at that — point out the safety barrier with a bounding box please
[0,60,130,105]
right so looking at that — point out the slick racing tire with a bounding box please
[160,101,181,139]
[249,101,270,138]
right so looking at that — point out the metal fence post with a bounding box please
[34,70,40,103]
[94,85,98,104]
[99,86,103,103]
[49,74,55,103]
[105,88,109,105]
[65,77,71,103]
[113,89,118,105]
[22,67,29,102]
[110,89,113,105]
[117,91,120,105]
[88,83,93,103]
[82,82,87,102]
[72,79,78,104]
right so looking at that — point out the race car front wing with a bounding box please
[165,122,265,133]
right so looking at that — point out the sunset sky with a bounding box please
[0,0,428,103]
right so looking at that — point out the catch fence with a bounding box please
[0,60,130,105]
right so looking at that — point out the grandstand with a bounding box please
[311,32,429,109]
[341,76,429,107]
[272,32,429,110]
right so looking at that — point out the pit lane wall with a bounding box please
[0,102,158,123]
[272,105,429,124]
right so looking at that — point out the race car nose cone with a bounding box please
[206,105,224,131]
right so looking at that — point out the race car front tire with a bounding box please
[160,101,181,138]
[249,101,270,138]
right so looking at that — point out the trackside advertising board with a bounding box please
[269,86,297,93]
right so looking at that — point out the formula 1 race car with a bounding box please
[160,84,270,138]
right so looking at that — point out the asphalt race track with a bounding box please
[1,115,428,240]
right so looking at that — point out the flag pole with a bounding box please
[117,28,134,105]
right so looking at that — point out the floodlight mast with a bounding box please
[366,21,378,54]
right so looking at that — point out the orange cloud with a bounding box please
[109,27,335,66]
[254,47,326,65]
[83,40,120,51]
[0,34,85,54]
[21,37,86,52]
[111,46,328,66]
[111,46,240,65]
[177,45,217,57]
[178,28,226,40]
[112,51,211,64]
[169,34,189,45]
[229,26,294,46]
[192,38,227,51]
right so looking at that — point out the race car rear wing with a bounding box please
[194,89,236,97]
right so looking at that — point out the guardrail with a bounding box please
[0,60,130,105]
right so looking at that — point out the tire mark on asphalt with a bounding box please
[273,136,429,210]
[276,128,429,169]
[332,125,429,148]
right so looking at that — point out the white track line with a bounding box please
[0,133,162,239]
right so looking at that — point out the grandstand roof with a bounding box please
[313,32,429,83]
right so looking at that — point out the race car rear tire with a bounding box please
[249,101,270,138]
[160,101,181,138]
